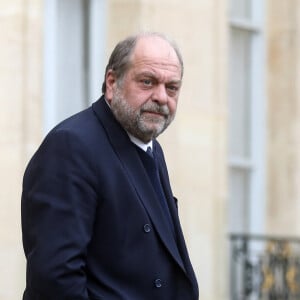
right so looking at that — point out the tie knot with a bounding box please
[146,146,153,158]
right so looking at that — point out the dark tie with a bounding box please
[146,147,175,234]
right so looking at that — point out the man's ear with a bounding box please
[105,70,117,102]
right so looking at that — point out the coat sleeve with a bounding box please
[22,128,99,300]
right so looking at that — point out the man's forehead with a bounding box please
[132,36,180,65]
[130,61,182,80]
[129,36,182,76]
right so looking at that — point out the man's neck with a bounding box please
[127,133,153,152]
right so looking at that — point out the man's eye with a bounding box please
[142,79,152,86]
[167,85,179,92]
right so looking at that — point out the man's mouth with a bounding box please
[143,110,166,118]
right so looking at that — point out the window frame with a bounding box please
[43,0,107,133]
[228,0,267,233]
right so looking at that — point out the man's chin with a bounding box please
[133,128,160,142]
[142,119,165,130]
[144,125,164,137]
[133,120,167,141]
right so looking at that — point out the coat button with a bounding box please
[143,224,151,233]
[154,278,162,288]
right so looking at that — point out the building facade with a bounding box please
[1,0,300,299]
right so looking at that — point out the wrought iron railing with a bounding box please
[230,234,300,300]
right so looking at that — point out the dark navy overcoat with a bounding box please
[21,96,199,300]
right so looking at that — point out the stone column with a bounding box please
[267,0,300,235]
[0,1,43,299]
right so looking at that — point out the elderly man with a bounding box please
[22,32,199,300]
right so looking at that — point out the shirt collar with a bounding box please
[128,133,153,152]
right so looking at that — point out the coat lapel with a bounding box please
[92,98,186,273]
[155,146,199,286]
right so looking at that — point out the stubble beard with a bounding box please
[110,86,175,143]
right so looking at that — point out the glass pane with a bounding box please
[228,168,250,231]
[228,28,252,158]
[56,0,88,123]
[230,0,252,19]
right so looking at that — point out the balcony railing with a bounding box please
[230,234,300,300]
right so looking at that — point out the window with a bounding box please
[43,0,107,133]
[228,0,266,233]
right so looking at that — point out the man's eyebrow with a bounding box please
[136,72,182,84]
[167,79,182,85]
[136,71,156,78]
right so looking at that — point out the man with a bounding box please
[22,32,199,300]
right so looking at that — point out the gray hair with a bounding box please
[101,32,184,94]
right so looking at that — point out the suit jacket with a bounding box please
[21,96,199,300]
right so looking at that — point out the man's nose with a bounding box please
[152,84,168,105]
